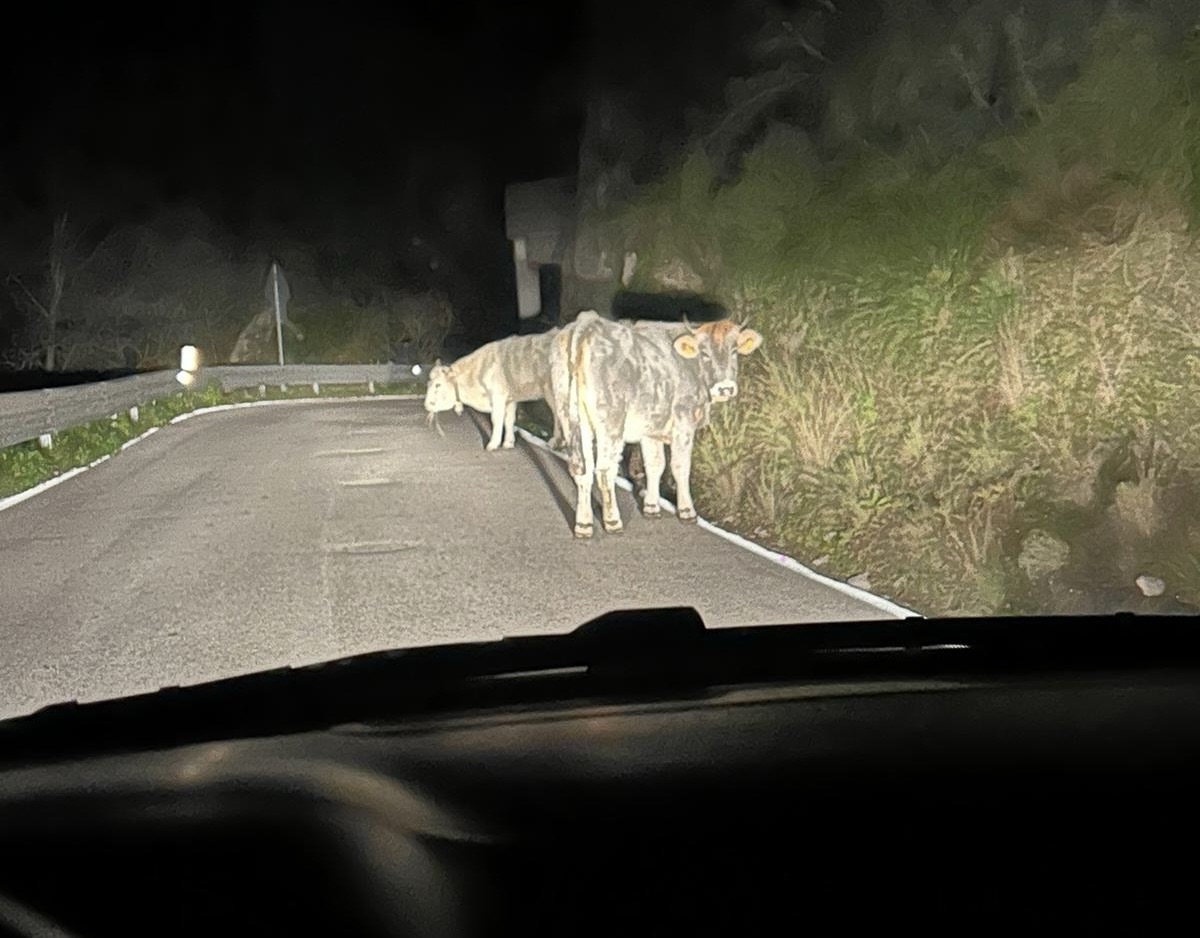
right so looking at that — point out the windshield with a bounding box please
[1,0,1197,720]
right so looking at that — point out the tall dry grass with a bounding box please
[640,12,1200,615]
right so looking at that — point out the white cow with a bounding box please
[424,330,563,451]
[557,311,762,537]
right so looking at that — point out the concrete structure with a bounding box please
[504,176,576,322]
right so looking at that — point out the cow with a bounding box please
[424,329,563,451]
[558,310,763,538]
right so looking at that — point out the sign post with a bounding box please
[272,261,285,367]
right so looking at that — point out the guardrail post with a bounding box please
[37,433,53,449]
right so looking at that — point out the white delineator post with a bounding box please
[176,345,200,387]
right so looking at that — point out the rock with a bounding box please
[648,258,705,293]
[1113,479,1160,539]
[1135,574,1166,598]
[811,555,830,567]
[1018,530,1070,582]
[571,223,617,281]
[847,573,872,590]
[621,251,638,287]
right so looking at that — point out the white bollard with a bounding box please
[280,384,288,393]
[368,380,376,395]
[175,344,201,387]
[258,384,267,397]
[129,406,139,423]
[312,382,320,395]
[37,433,53,450]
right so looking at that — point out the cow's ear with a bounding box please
[736,329,763,356]
[673,334,700,359]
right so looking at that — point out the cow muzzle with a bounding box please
[710,381,738,401]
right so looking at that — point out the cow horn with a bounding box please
[681,315,696,333]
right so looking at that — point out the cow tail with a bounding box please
[566,320,586,478]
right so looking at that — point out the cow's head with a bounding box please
[673,320,763,402]
[423,360,463,415]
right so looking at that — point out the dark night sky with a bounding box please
[0,2,586,240]
[0,0,785,346]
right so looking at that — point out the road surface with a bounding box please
[0,398,895,719]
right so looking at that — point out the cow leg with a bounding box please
[548,408,564,450]
[595,430,625,534]
[639,439,666,519]
[502,401,517,448]
[485,397,506,451]
[627,444,646,496]
[571,416,596,539]
[671,429,698,522]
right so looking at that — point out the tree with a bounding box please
[6,211,73,371]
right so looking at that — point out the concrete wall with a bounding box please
[504,176,576,323]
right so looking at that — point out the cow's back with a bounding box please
[575,317,694,443]
[494,330,557,401]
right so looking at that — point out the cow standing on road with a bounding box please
[424,329,564,451]
[558,310,763,538]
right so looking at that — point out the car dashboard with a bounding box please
[1,610,1198,937]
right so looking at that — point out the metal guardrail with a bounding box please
[0,364,427,450]
[203,364,424,390]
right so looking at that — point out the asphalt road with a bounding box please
[0,398,895,719]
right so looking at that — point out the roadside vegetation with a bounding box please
[2,203,459,372]
[605,12,1200,616]
[287,289,457,365]
[0,382,423,500]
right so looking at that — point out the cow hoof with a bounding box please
[502,441,515,449]
[643,505,662,520]
[574,523,594,539]
[485,442,500,452]
[678,508,698,523]
[603,519,624,534]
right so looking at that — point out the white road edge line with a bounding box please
[0,394,421,515]
[514,425,922,620]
